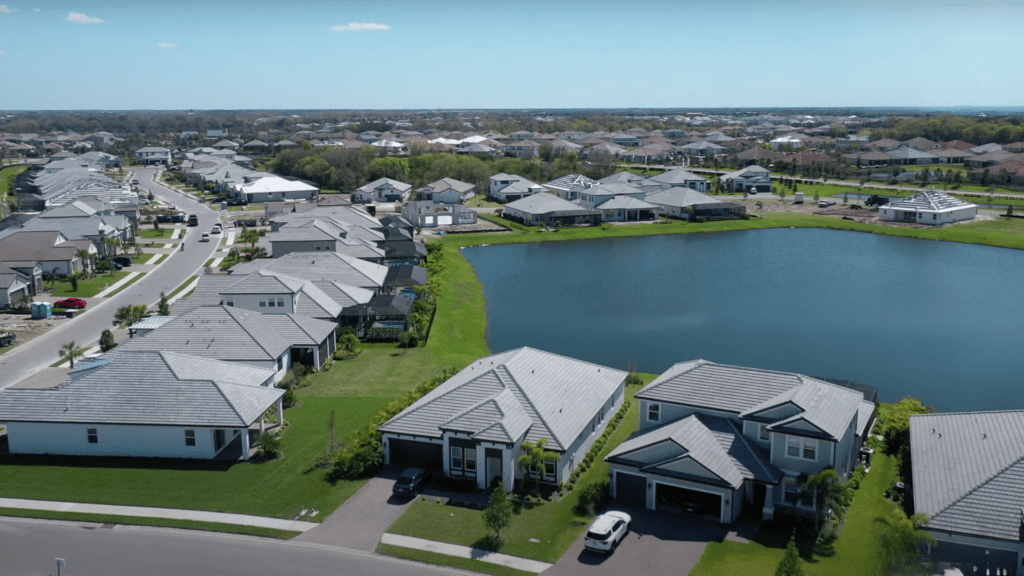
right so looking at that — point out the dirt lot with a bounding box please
[0,312,70,351]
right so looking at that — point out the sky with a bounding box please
[0,0,1021,110]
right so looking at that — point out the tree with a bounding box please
[805,468,853,530]
[158,292,170,316]
[69,272,80,292]
[114,304,147,328]
[877,397,935,455]
[59,340,85,368]
[482,481,513,544]
[517,439,559,492]
[775,534,804,576]
[879,511,935,576]
[99,329,116,352]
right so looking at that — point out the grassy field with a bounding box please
[138,227,175,239]
[690,454,897,576]
[466,196,503,208]
[50,271,130,297]
[386,384,646,563]
[1,165,28,200]
[0,507,301,539]
[376,544,537,576]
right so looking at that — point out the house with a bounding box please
[542,174,598,200]
[503,140,540,159]
[644,188,746,221]
[644,168,711,193]
[930,148,975,164]
[879,190,977,225]
[263,220,342,257]
[502,194,601,227]
[619,145,672,164]
[339,294,414,339]
[352,178,413,203]
[0,231,87,276]
[734,147,785,166]
[235,175,319,203]
[211,139,239,151]
[0,265,31,308]
[401,201,478,228]
[134,147,171,165]
[229,251,390,293]
[379,347,627,491]
[598,171,646,188]
[489,173,543,202]
[910,411,1024,574]
[580,144,627,161]
[718,165,773,193]
[418,178,476,204]
[678,141,726,157]
[0,351,283,460]
[888,146,938,165]
[577,184,658,222]
[607,360,873,524]
[902,137,938,151]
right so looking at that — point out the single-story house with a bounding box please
[503,193,601,227]
[542,174,598,200]
[0,351,283,460]
[230,251,389,294]
[718,165,773,193]
[235,176,319,204]
[339,294,414,339]
[910,411,1024,574]
[380,347,627,491]
[888,146,938,165]
[418,178,477,204]
[644,168,711,193]
[607,360,873,524]
[879,190,977,225]
[644,188,746,221]
[0,265,31,308]
[352,178,413,203]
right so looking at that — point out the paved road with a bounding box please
[0,517,472,576]
[0,167,220,389]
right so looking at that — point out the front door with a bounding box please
[213,429,226,452]
[485,448,502,488]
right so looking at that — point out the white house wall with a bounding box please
[223,293,296,314]
[270,240,337,257]
[638,400,736,432]
[556,384,624,482]
[4,421,232,459]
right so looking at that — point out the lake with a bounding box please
[463,228,1024,412]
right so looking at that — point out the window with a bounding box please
[259,298,266,307]
[87,428,98,443]
[759,423,769,441]
[464,449,476,473]
[450,446,463,472]
[784,480,815,509]
[544,460,556,478]
[225,299,234,307]
[277,297,285,308]
[185,429,196,446]
[786,436,817,461]
[267,299,275,307]
[647,403,661,423]
[277,358,283,371]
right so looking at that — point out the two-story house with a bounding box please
[418,178,477,204]
[352,178,412,203]
[605,360,874,524]
[489,173,543,202]
[577,183,659,222]
[134,147,171,165]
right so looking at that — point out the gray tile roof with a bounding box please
[0,351,280,427]
[263,313,337,346]
[380,347,627,451]
[116,305,291,361]
[229,251,388,291]
[644,188,734,209]
[648,168,709,185]
[505,193,592,215]
[596,196,657,210]
[606,413,781,488]
[741,378,864,441]
[911,410,1024,541]
[441,388,533,444]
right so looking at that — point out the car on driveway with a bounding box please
[584,511,631,554]
[392,468,431,498]
[112,256,133,267]
[54,298,87,309]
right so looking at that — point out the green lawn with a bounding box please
[386,384,646,563]
[466,196,503,208]
[0,396,390,521]
[166,275,199,299]
[138,227,175,239]
[690,454,898,576]
[102,270,146,297]
[302,344,474,399]
[376,544,537,576]
[1,165,28,200]
[137,252,162,265]
[50,271,130,297]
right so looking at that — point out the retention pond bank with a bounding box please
[464,227,1024,412]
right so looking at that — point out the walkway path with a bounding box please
[0,497,317,533]
[380,534,553,574]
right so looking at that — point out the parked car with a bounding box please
[200,233,210,242]
[584,511,631,554]
[130,179,139,185]
[392,468,431,498]
[54,298,87,309]
[111,256,133,267]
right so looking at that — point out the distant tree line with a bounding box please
[870,115,1024,145]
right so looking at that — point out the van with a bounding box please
[187,215,199,226]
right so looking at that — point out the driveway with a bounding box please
[543,505,730,576]
[295,468,417,552]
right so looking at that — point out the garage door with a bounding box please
[656,483,721,519]
[615,471,647,505]
[388,439,442,469]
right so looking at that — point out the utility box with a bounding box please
[794,192,805,204]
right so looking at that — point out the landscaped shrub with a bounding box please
[562,399,631,490]
[847,465,867,490]
[255,431,283,461]
[574,480,609,516]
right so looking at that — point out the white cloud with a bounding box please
[157,42,180,49]
[0,5,16,13]
[330,22,390,32]
[67,12,103,24]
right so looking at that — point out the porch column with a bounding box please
[276,397,284,428]
[241,429,250,461]
[763,485,775,521]
[260,418,265,434]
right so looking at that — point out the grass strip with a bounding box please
[376,543,537,576]
[138,228,175,239]
[103,271,146,297]
[0,507,301,539]
[49,271,130,298]
[166,275,199,299]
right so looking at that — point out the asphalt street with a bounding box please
[0,517,471,576]
[0,167,220,389]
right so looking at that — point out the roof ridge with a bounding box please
[495,361,559,448]
[721,417,778,480]
[223,306,277,358]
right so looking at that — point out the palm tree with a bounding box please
[879,511,936,576]
[59,341,85,368]
[517,439,559,492]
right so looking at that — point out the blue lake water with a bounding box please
[463,228,1024,412]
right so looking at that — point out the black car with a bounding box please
[392,468,431,498]
[187,214,199,226]
[112,256,133,267]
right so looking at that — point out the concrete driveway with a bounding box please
[295,468,417,552]
[543,505,730,576]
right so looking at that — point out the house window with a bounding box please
[759,423,769,441]
[450,446,463,473]
[87,428,98,444]
[225,299,234,307]
[647,403,661,423]
[267,298,275,307]
[544,460,556,479]
[185,429,196,446]
[277,358,283,371]
[259,298,266,307]
[786,436,817,461]
[277,297,285,307]
[464,448,476,474]
[784,479,815,509]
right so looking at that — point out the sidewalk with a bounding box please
[0,497,317,533]
[93,272,141,298]
[380,533,553,574]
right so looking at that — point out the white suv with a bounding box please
[584,511,631,554]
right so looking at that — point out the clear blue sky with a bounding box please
[0,0,1020,110]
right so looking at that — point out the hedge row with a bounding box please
[565,398,632,488]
